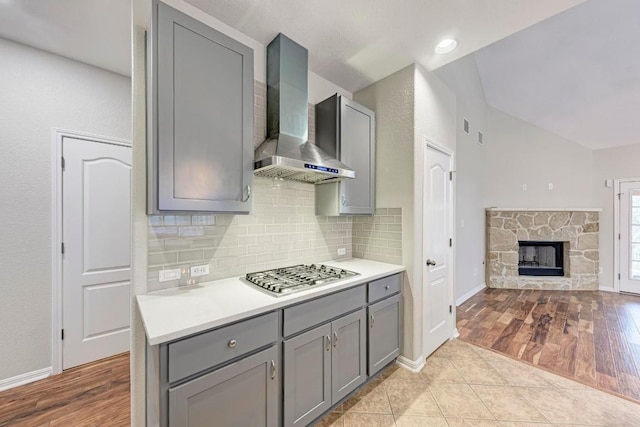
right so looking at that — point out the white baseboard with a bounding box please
[396,355,425,373]
[599,286,617,293]
[451,328,460,339]
[0,367,52,392]
[456,282,486,306]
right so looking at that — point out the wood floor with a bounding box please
[457,288,640,403]
[0,353,130,427]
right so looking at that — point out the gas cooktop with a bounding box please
[245,264,359,297]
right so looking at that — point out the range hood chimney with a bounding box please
[254,34,355,184]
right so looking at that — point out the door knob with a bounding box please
[426,259,437,267]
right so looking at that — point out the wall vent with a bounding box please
[478,131,484,145]
[463,118,470,134]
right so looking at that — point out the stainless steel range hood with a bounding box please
[254,34,356,184]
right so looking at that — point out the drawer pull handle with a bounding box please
[271,360,276,379]
[326,335,331,351]
[385,285,390,290]
[370,314,375,328]
[333,331,338,347]
[228,339,237,348]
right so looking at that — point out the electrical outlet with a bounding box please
[337,248,347,256]
[522,184,527,191]
[598,267,604,275]
[159,268,181,282]
[548,183,554,190]
[190,264,210,277]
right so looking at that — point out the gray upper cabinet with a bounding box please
[315,95,375,216]
[148,0,254,214]
[368,294,401,376]
[168,346,278,427]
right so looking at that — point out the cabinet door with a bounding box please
[168,346,278,427]
[152,1,253,213]
[331,309,366,404]
[339,97,375,215]
[283,323,332,426]
[368,294,401,376]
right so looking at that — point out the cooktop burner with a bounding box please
[245,264,359,296]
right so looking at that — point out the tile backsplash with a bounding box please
[353,208,403,265]
[147,178,354,291]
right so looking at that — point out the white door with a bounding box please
[423,143,454,357]
[62,137,132,369]
[620,181,640,294]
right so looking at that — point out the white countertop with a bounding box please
[137,258,405,346]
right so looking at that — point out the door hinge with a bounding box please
[449,238,453,247]
[61,329,64,340]
[449,171,454,181]
[618,234,621,240]
[619,273,621,280]
[61,157,65,171]
[449,305,452,314]
[61,242,65,254]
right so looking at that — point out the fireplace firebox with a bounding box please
[518,241,565,276]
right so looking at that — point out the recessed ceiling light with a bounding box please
[435,39,458,54]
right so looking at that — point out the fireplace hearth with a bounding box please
[518,241,565,276]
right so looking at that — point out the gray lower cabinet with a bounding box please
[168,346,278,427]
[331,309,366,404]
[283,323,332,426]
[283,308,366,427]
[148,0,254,214]
[368,294,401,376]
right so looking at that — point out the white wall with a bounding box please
[413,66,457,356]
[0,37,131,382]
[485,107,593,208]
[354,64,457,362]
[435,55,488,303]
[592,144,640,288]
[354,65,416,359]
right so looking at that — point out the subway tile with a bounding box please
[178,250,205,262]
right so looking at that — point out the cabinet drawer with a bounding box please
[168,311,278,383]
[283,285,366,338]
[368,274,401,303]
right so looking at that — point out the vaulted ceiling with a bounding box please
[473,0,640,150]
[0,0,131,76]
[185,0,585,92]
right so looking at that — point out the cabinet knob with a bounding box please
[228,339,237,348]
[426,259,437,267]
[271,360,276,379]
[325,334,331,351]
[341,194,346,206]
[333,331,338,347]
[370,314,375,328]
[385,285,390,290]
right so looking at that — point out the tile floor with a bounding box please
[314,340,640,426]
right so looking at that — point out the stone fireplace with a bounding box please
[486,208,601,290]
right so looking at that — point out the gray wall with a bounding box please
[485,106,593,208]
[435,55,488,303]
[0,37,131,382]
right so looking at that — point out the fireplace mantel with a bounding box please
[486,209,600,290]
[486,208,603,212]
